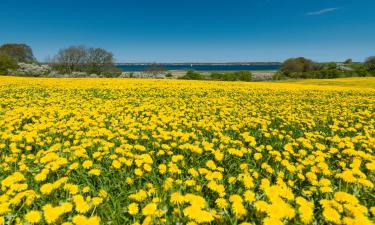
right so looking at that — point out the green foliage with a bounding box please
[277,59,375,80]
[0,54,18,75]
[280,57,316,74]
[179,70,205,80]
[344,58,353,64]
[272,72,288,80]
[166,73,173,78]
[0,43,36,63]
[365,56,375,72]
[210,71,252,81]
[99,67,123,78]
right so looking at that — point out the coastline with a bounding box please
[167,70,276,80]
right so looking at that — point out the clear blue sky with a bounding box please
[1,0,374,63]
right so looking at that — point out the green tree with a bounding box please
[344,58,353,64]
[364,56,375,72]
[280,57,316,73]
[0,43,36,62]
[0,54,18,75]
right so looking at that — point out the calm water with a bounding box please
[117,64,280,72]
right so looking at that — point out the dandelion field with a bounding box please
[0,76,374,225]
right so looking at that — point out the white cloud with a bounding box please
[307,7,340,16]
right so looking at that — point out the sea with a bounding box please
[116,64,280,72]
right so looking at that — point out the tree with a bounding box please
[52,45,88,73]
[280,57,316,73]
[86,48,116,74]
[364,56,375,72]
[51,45,118,76]
[344,58,353,64]
[0,44,36,62]
[0,54,18,75]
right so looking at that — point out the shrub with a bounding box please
[210,71,252,81]
[272,72,288,80]
[8,63,51,77]
[364,56,375,72]
[236,71,252,81]
[0,54,18,75]
[276,61,371,79]
[98,67,123,78]
[179,70,205,80]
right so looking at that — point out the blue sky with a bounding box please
[1,0,374,62]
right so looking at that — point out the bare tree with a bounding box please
[51,45,117,75]
[86,48,115,74]
[52,45,88,73]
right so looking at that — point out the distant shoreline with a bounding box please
[115,62,282,65]
[116,63,281,72]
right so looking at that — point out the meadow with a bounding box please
[0,76,374,225]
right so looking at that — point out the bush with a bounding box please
[8,63,51,77]
[210,71,252,81]
[98,67,123,78]
[364,56,375,72]
[179,70,205,80]
[276,61,371,79]
[272,72,288,80]
[0,54,18,75]
[236,71,252,81]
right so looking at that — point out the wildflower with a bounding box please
[142,203,157,216]
[88,169,101,176]
[215,198,228,209]
[128,203,139,215]
[24,210,41,224]
[40,183,54,195]
[82,160,93,169]
[171,192,185,204]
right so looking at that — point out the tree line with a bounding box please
[1,43,374,80]
[50,45,120,76]
[0,43,119,76]
[274,57,375,79]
